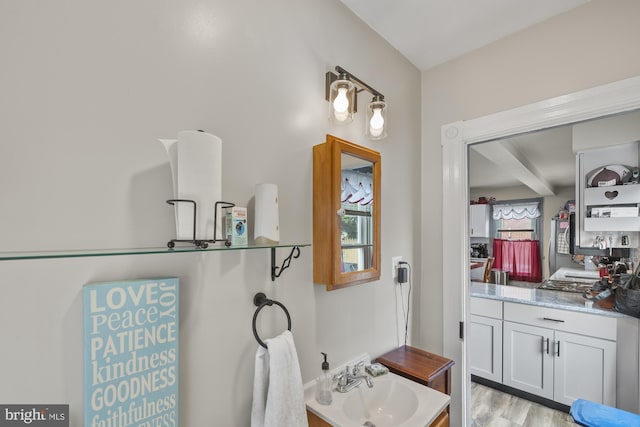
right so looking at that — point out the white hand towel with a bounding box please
[251,330,308,427]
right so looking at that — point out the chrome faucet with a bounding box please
[333,362,374,393]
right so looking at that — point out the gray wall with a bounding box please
[0,1,421,425]
[420,0,640,420]
[419,0,640,352]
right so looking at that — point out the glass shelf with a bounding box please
[0,243,311,261]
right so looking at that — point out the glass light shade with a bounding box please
[366,97,387,140]
[329,76,355,124]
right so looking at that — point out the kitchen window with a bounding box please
[492,201,541,239]
[491,199,543,283]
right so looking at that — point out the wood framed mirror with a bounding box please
[313,134,381,290]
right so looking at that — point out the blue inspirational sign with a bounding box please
[83,278,179,427]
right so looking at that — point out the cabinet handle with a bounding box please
[556,341,561,357]
[541,337,550,354]
[542,317,565,323]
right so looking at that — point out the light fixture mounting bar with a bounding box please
[334,66,384,99]
[325,65,385,114]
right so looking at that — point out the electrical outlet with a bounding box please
[391,256,402,280]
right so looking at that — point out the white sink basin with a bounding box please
[341,377,419,426]
[305,356,450,427]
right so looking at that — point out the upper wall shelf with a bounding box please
[0,243,310,261]
[0,243,310,281]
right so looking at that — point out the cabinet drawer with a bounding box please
[503,302,616,340]
[471,297,502,319]
[584,185,640,206]
[584,217,640,232]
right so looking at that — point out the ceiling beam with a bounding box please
[471,141,556,196]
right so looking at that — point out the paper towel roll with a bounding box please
[254,183,279,245]
[160,130,223,241]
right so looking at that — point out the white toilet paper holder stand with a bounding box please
[166,199,235,249]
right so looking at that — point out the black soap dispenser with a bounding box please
[315,352,332,405]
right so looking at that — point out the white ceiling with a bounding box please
[339,0,589,70]
[468,125,576,192]
[340,0,591,194]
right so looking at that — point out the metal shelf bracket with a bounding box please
[271,246,301,281]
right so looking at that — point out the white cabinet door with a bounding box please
[469,204,490,238]
[553,331,616,407]
[504,321,617,406]
[503,321,554,400]
[469,314,502,383]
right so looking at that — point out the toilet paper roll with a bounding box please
[254,183,279,245]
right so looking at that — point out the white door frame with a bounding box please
[441,75,640,426]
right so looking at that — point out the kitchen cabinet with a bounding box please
[583,184,640,232]
[469,204,490,238]
[503,321,554,399]
[503,302,616,406]
[470,315,502,383]
[469,298,502,383]
[574,140,640,249]
[553,331,616,406]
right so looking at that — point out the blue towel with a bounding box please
[570,399,640,427]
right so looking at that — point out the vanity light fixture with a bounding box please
[325,65,388,140]
[327,72,356,124]
[366,95,387,140]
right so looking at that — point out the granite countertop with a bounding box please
[470,282,629,318]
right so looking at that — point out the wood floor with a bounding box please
[471,382,577,426]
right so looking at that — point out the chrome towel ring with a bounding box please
[252,292,291,348]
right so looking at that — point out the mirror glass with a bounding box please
[340,153,374,273]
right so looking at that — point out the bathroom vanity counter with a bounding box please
[470,282,628,318]
[305,354,450,427]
